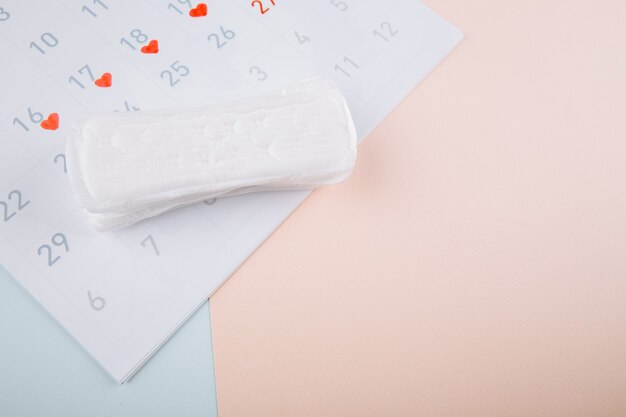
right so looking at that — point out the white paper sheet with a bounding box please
[0,0,462,382]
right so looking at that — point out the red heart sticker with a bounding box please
[41,113,59,131]
[141,40,159,54]
[189,3,208,17]
[95,72,112,88]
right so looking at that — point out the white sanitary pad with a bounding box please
[66,78,358,230]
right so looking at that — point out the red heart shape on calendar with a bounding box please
[189,3,208,17]
[94,72,112,88]
[41,113,59,131]
[141,40,159,54]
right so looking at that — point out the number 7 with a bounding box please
[141,234,160,256]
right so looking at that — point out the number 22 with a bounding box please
[0,190,30,222]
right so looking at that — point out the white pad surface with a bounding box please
[66,78,357,230]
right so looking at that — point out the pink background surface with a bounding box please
[210,1,626,415]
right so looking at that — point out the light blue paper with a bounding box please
[0,266,218,417]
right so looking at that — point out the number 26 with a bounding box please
[207,26,235,49]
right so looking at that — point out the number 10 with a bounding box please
[30,32,59,55]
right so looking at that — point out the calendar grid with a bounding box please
[56,1,187,107]
[0,19,90,114]
[0,0,462,382]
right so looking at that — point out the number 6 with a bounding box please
[0,7,10,22]
[87,291,106,311]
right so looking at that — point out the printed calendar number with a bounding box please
[168,0,192,15]
[373,21,399,42]
[160,60,190,87]
[30,32,59,55]
[54,154,67,174]
[334,56,360,77]
[68,64,95,90]
[37,232,69,267]
[141,234,160,256]
[207,26,235,49]
[87,291,106,311]
[12,107,43,132]
[251,0,275,15]
[294,31,310,44]
[249,66,268,81]
[82,0,109,18]
[1,190,30,223]
[120,29,149,50]
[131,29,148,43]
[329,0,348,12]
[115,100,140,112]
[0,6,9,22]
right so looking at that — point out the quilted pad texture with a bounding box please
[66,78,357,230]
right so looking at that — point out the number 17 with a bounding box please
[69,65,95,89]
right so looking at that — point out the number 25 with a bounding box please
[160,60,190,87]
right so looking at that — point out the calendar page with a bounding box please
[0,0,462,382]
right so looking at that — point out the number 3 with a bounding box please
[249,66,268,81]
[0,7,10,22]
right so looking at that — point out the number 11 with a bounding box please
[334,56,360,77]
